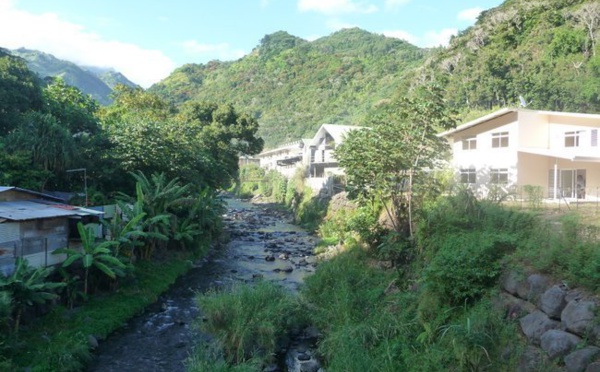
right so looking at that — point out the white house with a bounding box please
[439,108,600,200]
[255,124,365,193]
[257,139,310,178]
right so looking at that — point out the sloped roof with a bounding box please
[438,108,516,137]
[0,186,66,202]
[0,200,103,221]
[309,124,365,147]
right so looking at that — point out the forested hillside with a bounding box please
[10,48,138,105]
[415,0,600,113]
[150,29,428,147]
[151,0,600,148]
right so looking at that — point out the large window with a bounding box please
[490,168,509,184]
[460,168,476,184]
[491,132,509,148]
[462,136,477,150]
[564,131,581,147]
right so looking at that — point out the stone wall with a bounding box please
[498,270,600,371]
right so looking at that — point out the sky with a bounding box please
[0,0,504,88]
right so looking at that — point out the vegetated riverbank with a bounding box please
[3,248,204,371]
[86,198,319,372]
[217,182,600,371]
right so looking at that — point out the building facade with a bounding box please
[440,108,600,200]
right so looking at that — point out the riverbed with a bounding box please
[86,198,318,372]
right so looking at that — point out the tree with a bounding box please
[0,258,65,332]
[570,2,600,56]
[336,84,456,239]
[5,111,76,189]
[177,101,264,188]
[0,54,43,135]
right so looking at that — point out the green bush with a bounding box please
[425,232,515,305]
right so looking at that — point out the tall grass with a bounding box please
[192,281,308,366]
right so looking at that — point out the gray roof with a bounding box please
[0,200,101,221]
[0,186,66,202]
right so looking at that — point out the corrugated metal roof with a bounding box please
[0,186,66,202]
[0,200,102,221]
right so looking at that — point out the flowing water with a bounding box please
[86,198,319,372]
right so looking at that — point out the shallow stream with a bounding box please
[86,198,319,372]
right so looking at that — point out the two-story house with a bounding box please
[440,108,600,200]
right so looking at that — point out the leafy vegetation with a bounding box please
[193,281,308,366]
[150,28,427,148]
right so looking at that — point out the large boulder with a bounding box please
[520,310,560,344]
[564,346,600,372]
[517,345,548,372]
[540,329,581,360]
[526,274,551,302]
[502,270,529,298]
[540,285,568,319]
[562,300,597,337]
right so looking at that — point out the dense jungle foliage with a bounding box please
[150,28,428,147]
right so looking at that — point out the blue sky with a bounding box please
[0,0,504,87]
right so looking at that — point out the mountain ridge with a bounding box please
[9,48,138,105]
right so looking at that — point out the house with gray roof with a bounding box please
[0,187,102,275]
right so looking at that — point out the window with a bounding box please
[462,136,477,150]
[490,168,509,184]
[592,130,598,147]
[460,168,476,184]
[491,132,509,148]
[564,131,581,147]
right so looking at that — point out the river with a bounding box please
[86,198,318,372]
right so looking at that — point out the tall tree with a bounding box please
[0,54,43,135]
[336,84,456,238]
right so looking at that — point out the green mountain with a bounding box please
[151,0,600,148]
[150,29,428,147]
[10,48,138,105]
[423,0,600,114]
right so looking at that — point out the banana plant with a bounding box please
[0,258,65,333]
[54,222,125,295]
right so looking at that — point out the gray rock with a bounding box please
[520,310,560,344]
[540,285,568,319]
[517,345,547,372]
[497,292,537,319]
[527,274,551,302]
[87,334,99,349]
[586,362,600,372]
[540,329,581,360]
[502,270,529,298]
[564,346,600,372]
[562,300,597,336]
[282,265,294,273]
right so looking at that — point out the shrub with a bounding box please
[425,232,516,305]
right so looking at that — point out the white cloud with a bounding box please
[383,28,457,47]
[0,0,175,88]
[382,30,418,45]
[421,28,457,47]
[385,0,410,9]
[298,0,378,14]
[457,7,483,22]
[180,40,247,61]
